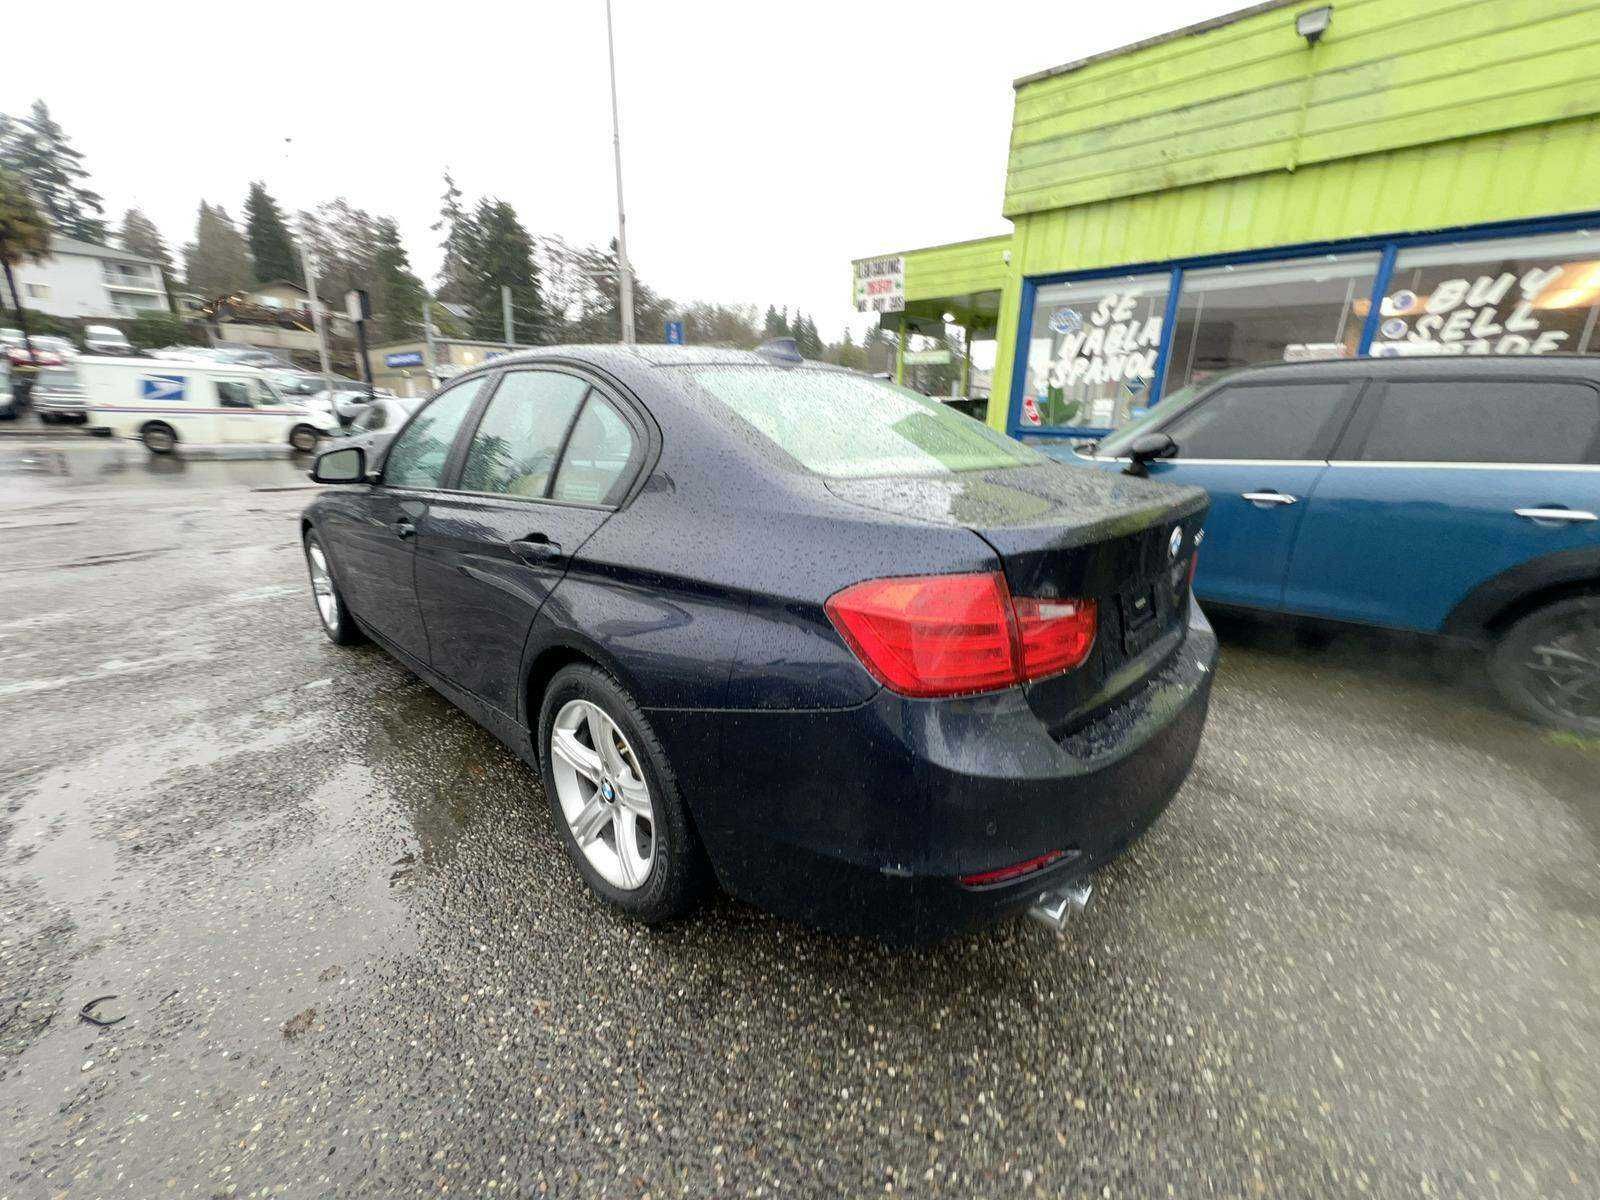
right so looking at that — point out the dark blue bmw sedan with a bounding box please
[301,344,1216,943]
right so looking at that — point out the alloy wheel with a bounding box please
[307,542,338,634]
[550,699,655,890]
[1520,616,1600,730]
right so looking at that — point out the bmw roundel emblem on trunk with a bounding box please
[1169,527,1183,558]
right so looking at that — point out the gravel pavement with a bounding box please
[1,440,1596,1199]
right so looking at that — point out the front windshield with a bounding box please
[1094,377,1220,456]
[686,366,1044,478]
[253,377,286,406]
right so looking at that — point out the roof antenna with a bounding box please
[755,337,803,363]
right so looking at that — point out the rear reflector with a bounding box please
[825,570,1096,699]
[959,849,1066,887]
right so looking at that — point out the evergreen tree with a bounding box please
[118,209,176,313]
[368,217,427,343]
[244,181,299,283]
[463,198,542,344]
[183,201,252,297]
[0,167,54,359]
[431,169,476,305]
[2,101,105,242]
[762,305,788,340]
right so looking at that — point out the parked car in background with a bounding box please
[32,366,88,424]
[1069,356,1600,734]
[28,336,79,361]
[0,356,14,419]
[81,356,338,454]
[2,329,65,369]
[313,384,398,425]
[300,345,1215,942]
[83,325,133,356]
[346,395,422,440]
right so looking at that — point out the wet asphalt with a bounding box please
[1,439,1596,1199]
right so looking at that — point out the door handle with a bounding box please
[394,518,416,539]
[1241,491,1297,507]
[510,535,562,564]
[1514,507,1597,524]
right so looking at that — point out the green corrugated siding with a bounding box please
[981,114,1600,427]
[856,235,1012,301]
[1005,0,1600,218]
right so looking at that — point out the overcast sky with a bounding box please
[4,0,1236,341]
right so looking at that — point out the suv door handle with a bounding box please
[510,535,562,564]
[394,518,416,539]
[1514,507,1597,524]
[1241,491,1297,507]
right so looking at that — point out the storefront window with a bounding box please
[1020,272,1170,431]
[1373,230,1600,358]
[1164,253,1379,395]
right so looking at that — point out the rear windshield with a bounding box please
[686,366,1043,478]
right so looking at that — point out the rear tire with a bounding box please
[1489,596,1600,736]
[289,424,320,453]
[303,530,363,646]
[537,664,710,923]
[141,422,177,454]
[39,412,58,425]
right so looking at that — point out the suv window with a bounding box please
[459,371,589,498]
[1356,380,1600,465]
[383,378,486,488]
[1162,382,1351,460]
[553,395,637,504]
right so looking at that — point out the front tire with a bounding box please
[537,664,709,922]
[1489,596,1600,736]
[141,422,177,454]
[303,530,363,646]
[289,424,320,453]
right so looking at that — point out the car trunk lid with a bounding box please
[825,462,1209,734]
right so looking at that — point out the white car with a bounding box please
[79,356,339,454]
[83,325,133,355]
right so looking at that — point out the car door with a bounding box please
[317,377,488,662]
[214,378,261,442]
[1284,375,1600,631]
[413,368,645,717]
[1138,380,1360,610]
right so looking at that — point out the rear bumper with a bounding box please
[657,600,1218,944]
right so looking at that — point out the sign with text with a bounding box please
[854,256,905,314]
[385,351,425,368]
[665,320,684,344]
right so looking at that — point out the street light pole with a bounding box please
[298,238,333,397]
[605,0,635,344]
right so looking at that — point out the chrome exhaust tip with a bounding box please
[1028,880,1093,932]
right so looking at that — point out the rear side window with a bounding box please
[384,377,486,489]
[553,396,636,504]
[459,370,588,498]
[1162,383,1352,460]
[1356,380,1600,465]
[687,367,1042,478]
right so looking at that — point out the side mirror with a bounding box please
[310,445,367,484]
[1123,433,1177,478]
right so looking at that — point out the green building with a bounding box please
[855,0,1600,440]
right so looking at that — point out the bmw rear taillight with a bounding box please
[824,571,1096,699]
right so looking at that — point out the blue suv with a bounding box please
[1063,357,1600,734]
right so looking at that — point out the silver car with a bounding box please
[33,366,88,424]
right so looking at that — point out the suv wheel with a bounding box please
[1489,596,1600,736]
[537,665,710,922]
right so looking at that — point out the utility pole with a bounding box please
[605,0,635,344]
[298,239,333,396]
[502,284,513,348]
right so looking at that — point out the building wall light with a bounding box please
[1296,5,1333,46]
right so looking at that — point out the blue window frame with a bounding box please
[1007,210,1600,441]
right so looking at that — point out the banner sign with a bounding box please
[854,256,905,314]
[385,351,425,368]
